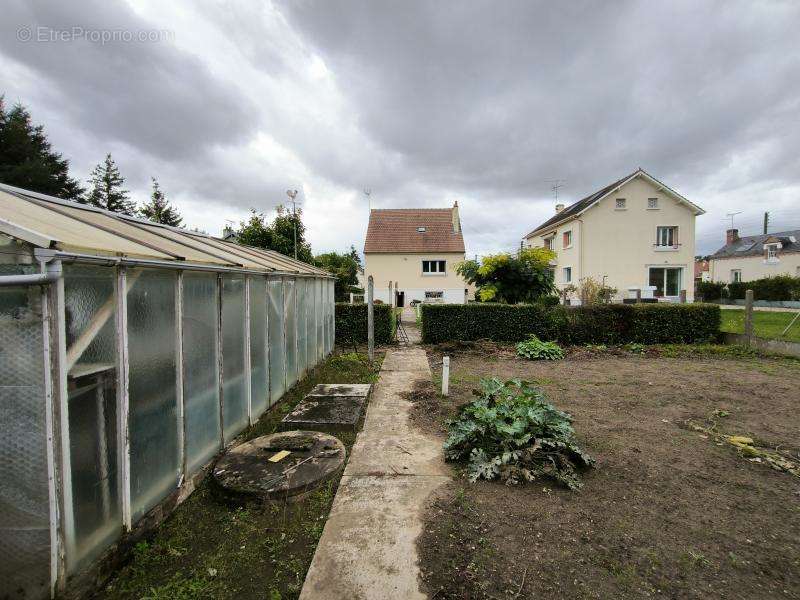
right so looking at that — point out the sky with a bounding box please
[1,0,799,257]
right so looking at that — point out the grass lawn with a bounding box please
[720,308,800,342]
[414,344,800,600]
[100,351,382,600]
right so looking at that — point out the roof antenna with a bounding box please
[364,188,372,212]
[545,179,565,203]
[725,211,742,229]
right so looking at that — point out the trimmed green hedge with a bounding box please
[420,302,720,345]
[727,275,800,301]
[335,303,394,345]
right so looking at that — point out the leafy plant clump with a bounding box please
[516,335,565,360]
[443,378,594,490]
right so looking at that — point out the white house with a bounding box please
[709,228,800,283]
[522,169,705,302]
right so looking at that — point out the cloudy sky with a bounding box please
[2,0,799,256]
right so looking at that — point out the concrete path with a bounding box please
[299,347,448,600]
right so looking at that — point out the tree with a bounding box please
[234,205,313,263]
[87,153,137,215]
[0,97,84,200]
[457,247,557,304]
[315,251,360,301]
[139,178,183,226]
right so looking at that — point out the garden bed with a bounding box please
[415,347,800,599]
[99,351,382,600]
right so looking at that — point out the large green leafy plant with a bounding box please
[443,378,594,490]
[515,335,564,360]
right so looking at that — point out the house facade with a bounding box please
[522,169,704,303]
[709,229,800,282]
[364,203,469,305]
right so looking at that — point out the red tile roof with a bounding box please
[364,208,465,253]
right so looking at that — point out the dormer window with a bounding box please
[765,244,780,262]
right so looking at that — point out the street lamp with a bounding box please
[286,189,299,260]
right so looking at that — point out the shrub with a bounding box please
[728,275,800,301]
[335,303,393,345]
[443,378,594,490]
[696,280,726,301]
[515,335,564,360]
[420,302,720,345]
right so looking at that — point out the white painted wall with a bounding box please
[364,252,470,304]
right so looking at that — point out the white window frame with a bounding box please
[562,230,573,249]
[422,260,446,276]
[562,266,572,283]
[647,197,659,209]
[543,237,552,250]
[730,269,742,283]
[615,198,626,210]
[424,291,443,299]
[655,226,679,250]
[648,266,683,298]
[764,244,780,263]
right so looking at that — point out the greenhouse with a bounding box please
[0,183,335,598]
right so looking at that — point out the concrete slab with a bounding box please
[299,348,450,600]
[279,394,367,432]
[307,383,373,398]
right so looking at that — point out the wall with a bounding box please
[710,252,800,283]
[526,176,698,302]
[524,219,581,290]
[364,252,469,304]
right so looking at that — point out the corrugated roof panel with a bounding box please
[0,189,174,259]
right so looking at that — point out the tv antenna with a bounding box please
[364,188,372,211]
[545,179,566,202]
[725,211,742,229]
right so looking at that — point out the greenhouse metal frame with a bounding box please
[0,183,335,598]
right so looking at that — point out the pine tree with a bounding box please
[139,178,183,227]
[87,153,136,215]
[0,96,85,200]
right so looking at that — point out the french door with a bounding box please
[648,267,682,298]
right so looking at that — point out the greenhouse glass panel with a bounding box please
[296,279,307,377]
[127,269,179,522]
[182,272,221,474]
[305,278,316,371]
[0,281,50,597]
[328,279,335,352]
[62,265,121,570]
[315,279,324,362]
[323,279,331,354]
[249,277,269,418]
[221,275,247,443]
[284,279,297,388]
[268,279,285,405]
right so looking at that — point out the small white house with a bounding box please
[709,228,800,282]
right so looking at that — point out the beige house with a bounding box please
[364,204,469,305]
[709,228,800,283]
[523,169,705,303]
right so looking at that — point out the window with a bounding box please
[562,230,572,248]
[543,237,552,250]
[417,227,426,232]
[649,267,682,297]
[422,260,446,274]
[730,269,742,283]
[648,198,659,209]
[425,291,443,299]
[765,244,779,261]
[615,198,626,209]
[656,226,678,247]
[562,266,572,283]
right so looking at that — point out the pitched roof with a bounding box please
[711,229,800,259]
[524,168,704,238]
[364,208,465,253]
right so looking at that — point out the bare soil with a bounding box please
[415,347,800,599]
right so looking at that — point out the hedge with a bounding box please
[420,302,720,345]
[335,303,394,345]
[727,275,800,301]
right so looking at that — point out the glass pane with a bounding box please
[316,280,324,361]
[127,269,179,521]
[296,279,307,378]
[63,265,121,570]
[0,282,50,596]
[182,272,220,474]
[268,280,285,405]
[327,279,334,354]
[249,277,269,418]
[306,278,316,372]
[666,268,681,297]
[649,268,664,297]
[221,275,247,443]
[284,279,297,389]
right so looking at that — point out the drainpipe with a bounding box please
[0,272,61,286]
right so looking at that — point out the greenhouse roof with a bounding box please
[0,183,330,276]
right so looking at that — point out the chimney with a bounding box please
[452,201,460,233]
[555,203,565,214]
[726,228,739,245]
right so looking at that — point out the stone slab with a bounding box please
[279,395,367,432]
[306,383,373,398]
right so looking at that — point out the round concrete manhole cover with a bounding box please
[212,430,346,502]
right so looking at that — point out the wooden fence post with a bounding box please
[744,289,754,344]
[635,289,641,303]
[367,276,374,361]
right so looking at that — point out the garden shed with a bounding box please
[0,183,335,598]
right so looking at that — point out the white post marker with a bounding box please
[442,356,450,396]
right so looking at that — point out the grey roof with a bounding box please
[711,229,800,258]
